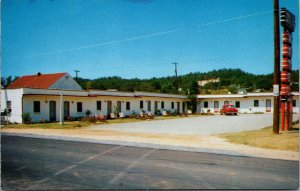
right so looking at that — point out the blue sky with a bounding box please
[2,0,299,79]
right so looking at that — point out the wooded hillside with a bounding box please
[75,68,299,94]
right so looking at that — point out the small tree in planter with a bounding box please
[22,112,32,124]
[85,109,91,117]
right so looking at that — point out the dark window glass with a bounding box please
[97,101,101,110]
[254,100,259,107]
[235,101,240,108]
[293,100,296,107]
[77,102,82,112]
[140,101,143,109]
[171,102,174,109]
[161,101,164,109]
[126,102,130,110]
[7,101,11,109]
[204,101,208,108]
[34,101,40,113]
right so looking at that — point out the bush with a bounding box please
[85,109,91,116]
[22,112,32,124]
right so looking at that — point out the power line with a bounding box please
[26,10,274,58]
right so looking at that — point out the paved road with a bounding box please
[91,114,299,135]
[2,136,298,190]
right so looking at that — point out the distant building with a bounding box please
[197,78,220,86]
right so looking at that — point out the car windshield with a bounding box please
[227,105,234,108]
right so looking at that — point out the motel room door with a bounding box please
[214,101,219,113]
[117,101,122,113]
[154,101,158,114]
[266,99,271,112]
[182,102,186,113]
[177,102,180,113]
[64,101,70,119]
[107,101,112,115]
[49,101,56,121]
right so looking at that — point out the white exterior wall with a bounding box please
[22,94,188,122]
[136,97,187,114]
[1,89,24,123]
[198,95,299,114]
[49,73,82,90]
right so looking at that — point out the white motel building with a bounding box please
[1,72,299,123]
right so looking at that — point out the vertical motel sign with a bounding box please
[280,8,295,131]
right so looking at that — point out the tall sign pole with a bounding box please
[280,7,295,131]
[273,0,280,134]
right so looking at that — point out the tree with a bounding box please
[186,81,200,113]
[86,81,94,90]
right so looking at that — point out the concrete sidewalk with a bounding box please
[2,128,298,161]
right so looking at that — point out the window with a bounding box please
[65,75,70,80]
[7,101,11,109]
[171,102,174,109]
[204,101,208,108]
[6,101,12,113]
[96,101,101,110]
[77,102,82,112]
[161,101,164,109]
[293,100,296,107]
[235,101,240,108]
[126,102,130,110]
[33,101,40,113]
[224,101,229,105]
[140,101,143,109]
[254,100,259,107]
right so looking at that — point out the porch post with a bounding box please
[60,91,64,125]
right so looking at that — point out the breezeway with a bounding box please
[90,114,299,136]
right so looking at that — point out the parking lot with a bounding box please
[90,114,282,135]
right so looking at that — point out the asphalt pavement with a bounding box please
[2,135,299,190]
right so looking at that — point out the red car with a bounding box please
[220,104,238,115]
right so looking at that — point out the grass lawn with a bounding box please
[219,123,299,151]
[1,115,198,129]
[1,121,92,129]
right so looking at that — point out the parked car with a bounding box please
[220,104,238,115]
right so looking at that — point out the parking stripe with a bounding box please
[28,145,124,190]
[106,148,156,188]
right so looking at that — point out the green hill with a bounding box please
[74,68,299,94]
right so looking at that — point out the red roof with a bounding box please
[7,73,66,89]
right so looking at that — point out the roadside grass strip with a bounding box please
[219,123,299,152]
[1,115,201,129]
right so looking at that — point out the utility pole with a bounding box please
[273,0,280,134]
[74,70,80,80]
[172,62,179,93]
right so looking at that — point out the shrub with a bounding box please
[66,116,75,121]
[40,119,47,123]
[85,109,91,116]
[22,112,32,124]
